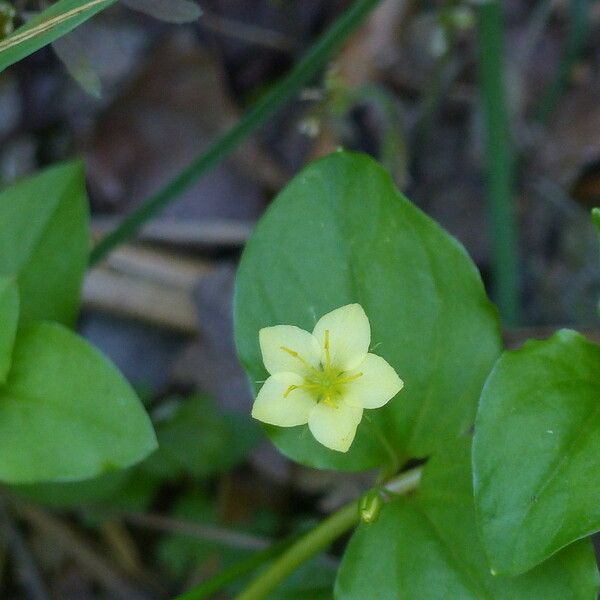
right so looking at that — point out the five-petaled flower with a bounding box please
[251,304,404,452]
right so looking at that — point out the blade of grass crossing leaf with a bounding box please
[90,0,383,265]
[475,1,519,325]
[0,0,116,73]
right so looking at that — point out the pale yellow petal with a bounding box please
[342,353,404,409]
[312,304,370,370]
[259,325,321,376]
[252,373,316,426]
[308,400,363,452]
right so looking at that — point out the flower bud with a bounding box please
[359,491,383,524]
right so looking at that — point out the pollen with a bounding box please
[281,330,364,407]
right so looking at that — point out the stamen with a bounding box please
[323,329,331,368]
[283,384,299,398]
[280,346,311,368]
[336,372,363,385]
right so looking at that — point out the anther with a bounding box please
[337,372,363,385]
[280,346,310,368]
[324,329,331,368]
[283,385,298,398]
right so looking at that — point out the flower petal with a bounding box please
[312,304,370,370]
[343,353,404,409]
[259,325,321,376]
[252,373,316,427]
[308,400,363,452]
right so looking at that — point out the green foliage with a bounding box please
[155,395,259,478]
[235,151,501,471]
[0,276,18,383]
[473,330,600,576]
[0,162,156,484]
[0,322,156,483]
[336,440,598,599]
[0,161,88,327]
[0,0,116,73]
[13,470,130,507]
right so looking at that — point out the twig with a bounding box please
[83,267,199,334]
[0,502,49,600]
[201,9,297,52]
[91,217,254,249]
[116,511,271,552]
[14,503,149,600]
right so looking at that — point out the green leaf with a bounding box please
[0,161,89,327]
[335,439,599,599]
[473,330,600,575]
[234,151,501,471]
[0,276,18,383]
[0,322,157,483]
[12,470,129,507]
[156,395,259,478]
[0,0,115,73]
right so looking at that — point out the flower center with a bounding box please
[280,329,363,408]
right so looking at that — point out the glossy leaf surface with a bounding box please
[473,330,600,575]
[235,152,501,470]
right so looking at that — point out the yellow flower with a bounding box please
[251,304,404,452]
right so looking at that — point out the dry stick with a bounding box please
[118,510,271,552]
[83,268,200,334]
[0,502,49,600]
[201,9,297,52]
[15,504,149,600]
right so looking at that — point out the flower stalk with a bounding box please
[234,466,422,600]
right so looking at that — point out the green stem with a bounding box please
[233,467,422,600]
[89,0,382,265]
[475,1,519,326]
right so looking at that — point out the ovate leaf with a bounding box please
[121,0,201,23]
[235,152,501,471]
[0,276,18,383]
[0,161,88,327]
[0,322,157,483]
[335,440,599,599]
[0,0,115,73]
[473,330,600,575]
